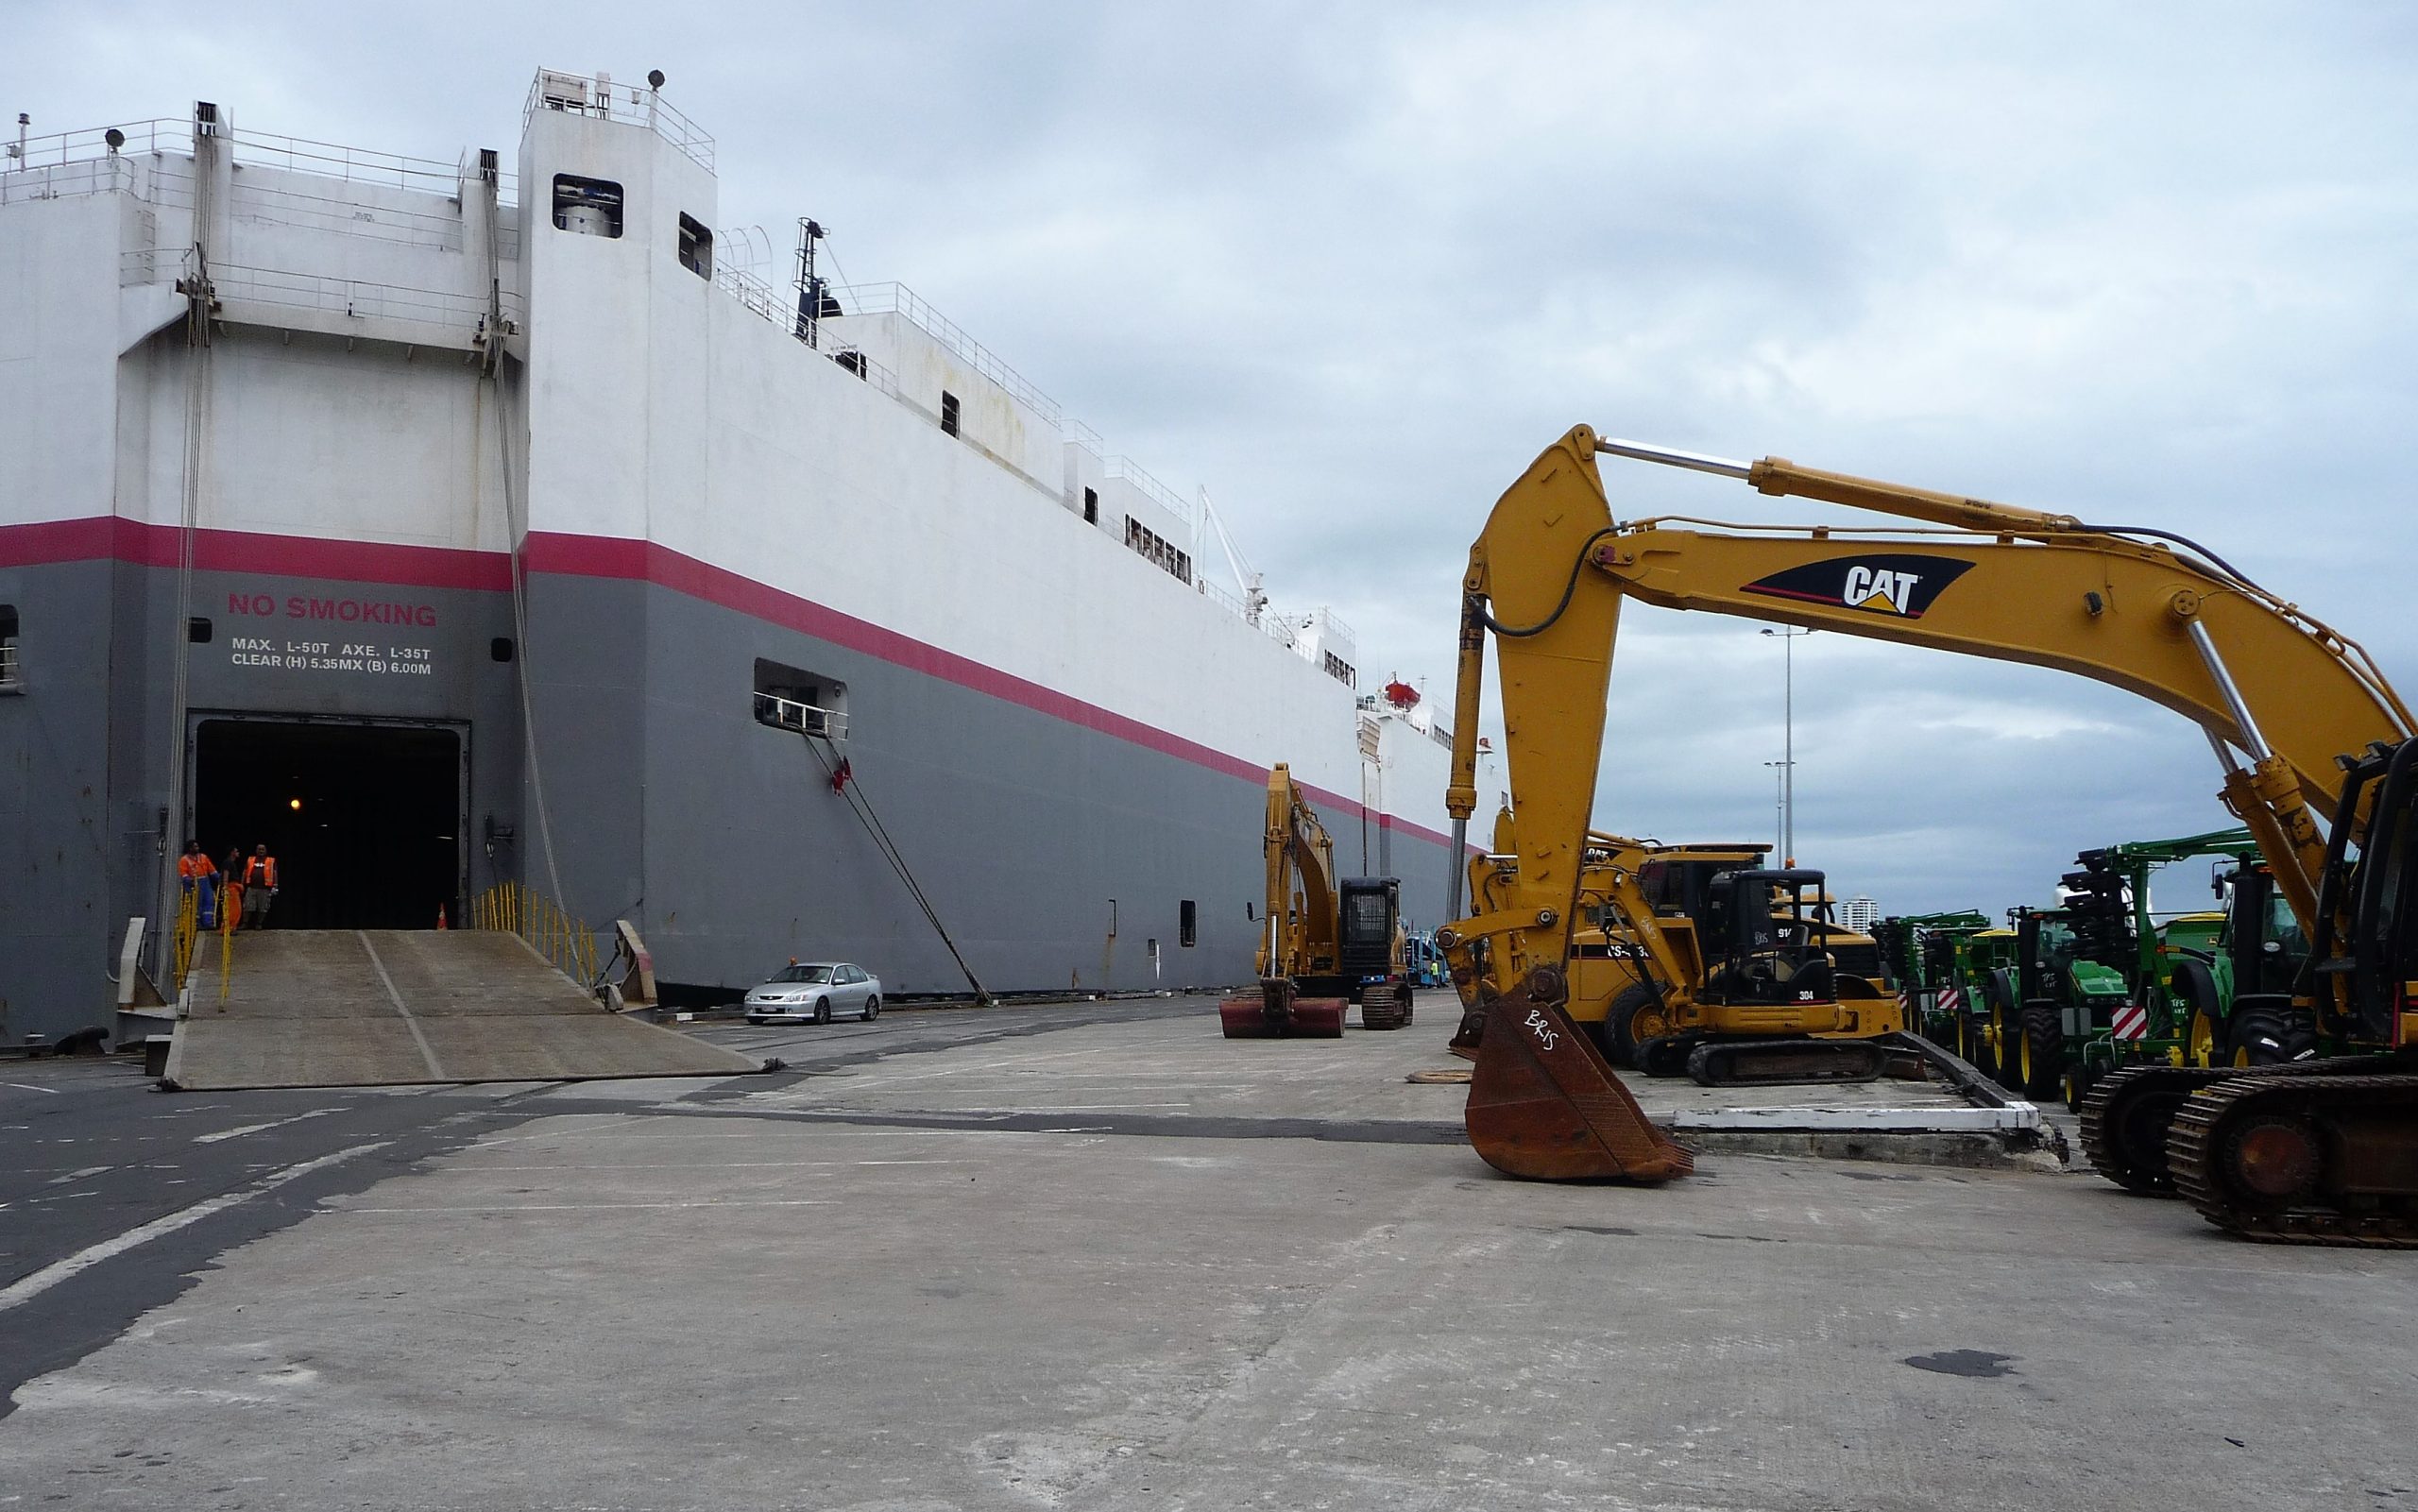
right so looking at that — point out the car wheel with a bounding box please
[814,998,832,1025]
[863,995,879,1022]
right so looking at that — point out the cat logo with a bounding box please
[1741,553,1977,620]
[1842,564,1920,615]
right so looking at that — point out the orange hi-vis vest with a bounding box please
[245,855,279,888]
[178,854,215,881]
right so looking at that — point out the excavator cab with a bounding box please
[1700,869,1836,1008]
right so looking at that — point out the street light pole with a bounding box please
[1762,627,1813,865]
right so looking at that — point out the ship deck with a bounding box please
[2,996,2408,1509]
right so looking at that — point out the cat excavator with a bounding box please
[1219,763,1412,1038]
[1445,823,1899,1082]
[1447,427,2418,1245]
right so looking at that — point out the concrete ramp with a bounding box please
[165,930,762,1091]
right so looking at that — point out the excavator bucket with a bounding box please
[1218,977,1346,1039]
[1465,990,1693,1182]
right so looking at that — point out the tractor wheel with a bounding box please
[1603,980,1675,1070]
[2226,997,2306,1066]
[2171,960,2223,1067]
[2018,1001,2066,1100]
[1985,977,2025,1092]
[1956,1012,1996,1080]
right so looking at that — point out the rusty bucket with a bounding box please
[1465,975,1693,1182]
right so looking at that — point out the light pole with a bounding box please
[1762,759,1786,860]
[1761,626,1813,865]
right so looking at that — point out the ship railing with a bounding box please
[523,70,715,172]
[713,263,904,398]
[0,641,20,693]
[3,117,521,207]
[753,692,849,743]
[2,118,185,176]
[204,260,527,337]
[824,280,1064,425]
[1103,453,1196,530]
[473,881,602,989]
[0,151,144,207]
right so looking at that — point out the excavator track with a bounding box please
[2078,1064,2235,1195]
[1359,983,1411,1031]
[1684,1037,1886,1088]
[2079,1057,2387,1196]
[2168,1070,2418,1247]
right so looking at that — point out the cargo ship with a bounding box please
[0,70,1462,1041]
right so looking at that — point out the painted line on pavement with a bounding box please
[0,1141,391,1316]
[193,1109,339,1145]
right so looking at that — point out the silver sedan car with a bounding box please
[743,961,882,1024]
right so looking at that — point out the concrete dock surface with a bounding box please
[3,994,2411,1510]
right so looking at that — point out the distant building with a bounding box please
[1839,895,1880,933]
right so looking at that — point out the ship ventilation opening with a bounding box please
[193,719,465,930]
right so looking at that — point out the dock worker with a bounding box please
[242,844,279,929]
[177,841,218,928]
[221,845,247,930]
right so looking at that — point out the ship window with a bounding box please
[1082,486,1098,525]
[490,637,515,664]
[754,656,848,739]
[552,175,623,237]
[940,391,961,437]
[677,213,712,278]
[835,350,866,379]
[1180,900,1197,947]
[187,617,213,644]
[0,604,19,690]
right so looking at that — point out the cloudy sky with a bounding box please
[13,2,2415,918]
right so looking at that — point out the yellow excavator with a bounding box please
[1447,427,2417,1245]
[1220,763,1413,1038]
[1445,812,1899,1082]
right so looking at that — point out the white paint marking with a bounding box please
[46,1166,109,1185]
[356,930,449,1081]
[338,1198,838,1215]
[0,1141,390,1316]
[192,1109,338,1145]
[5,1082,60,1096]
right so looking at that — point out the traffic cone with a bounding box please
[436,905,449,930]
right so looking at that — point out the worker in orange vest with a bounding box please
[177,841,218,928]
[242,844,280,930]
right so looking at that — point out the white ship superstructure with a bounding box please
[0,72,1458,1039]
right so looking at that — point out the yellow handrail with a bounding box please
[469,879,601,986]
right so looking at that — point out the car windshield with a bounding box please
[771,965,833,984]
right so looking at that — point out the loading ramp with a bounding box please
[164,930,762,1091]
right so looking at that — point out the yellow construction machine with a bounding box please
[1444,813,1898,1082]
[1220,764,1414,1038]
[1445,428,2418,1247]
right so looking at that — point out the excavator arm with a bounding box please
[1258,764,1339,980]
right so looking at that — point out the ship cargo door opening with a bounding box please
[192,718,466,930]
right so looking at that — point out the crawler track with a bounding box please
[2169,1071,2418,1248]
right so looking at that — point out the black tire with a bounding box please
[2018,1000,2066,1100]
[1399,983,1413,1028]
[1985,974,2024,1092]
[746,1014,765,1026]
[863,995,879,1022]
[814,998,833,1025]
[1955,1011,1995,1079]
[1604,979,1674,1069]
[2171,959,2224,1067]
[2227,999,2293,1066]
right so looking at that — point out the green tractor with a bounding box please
[2001,827,2267,1110]
[1869,910,1991,1051]
[2157,854,2311,1067]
